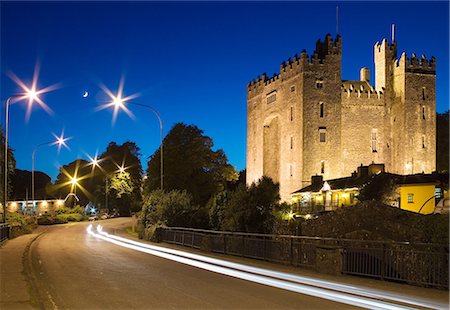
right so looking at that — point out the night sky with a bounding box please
[1,1,449,180]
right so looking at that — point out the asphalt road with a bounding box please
[27,219,353,309]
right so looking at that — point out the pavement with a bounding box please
[0,227,47,309]
[1,219,449,309]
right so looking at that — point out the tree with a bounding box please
[0,128,16,205]
[99,141,143,215]
[359,173,397,205]
[437,111,449,172]
[145,123,237,207]
[52,159,93,205]
[11,169,51,200]
[222,176,280,233]
[108,171,133,198]
[141,189,208,228]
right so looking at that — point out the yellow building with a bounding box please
[291,164,448,215]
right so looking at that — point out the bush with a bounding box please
[56,205,85,215]
[6,212,27,227]
[140,190,208,229]
[37,214,55,225]
[6,213,36,236]
[56,213,84,222]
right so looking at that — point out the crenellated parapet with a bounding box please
[247,73,268,96]
[248,34,342,95]
[405,52,436,74]
[395,52,436,74]
[341,82,384,100]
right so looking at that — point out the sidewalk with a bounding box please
[0,228,46,310]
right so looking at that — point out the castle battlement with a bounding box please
[397,52,436,73]
[341,81,384,100]
[248,35,341,94]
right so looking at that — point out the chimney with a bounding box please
[357,164,369,178]
[311,175,323,187]
[360,67,370,83]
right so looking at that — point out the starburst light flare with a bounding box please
[51,130,72,154]
[8,62,60,121]
[96,76,139,125]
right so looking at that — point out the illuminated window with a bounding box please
[371,129,378,152]
[319,102,324,118]
[267,91,277,104]
[320,161,325,174]
[408,193,414,203]
[319,127,326,142]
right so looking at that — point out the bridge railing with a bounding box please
[159,227,449,289]
[0,223,10,242]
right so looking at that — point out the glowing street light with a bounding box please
[87,154,129,211]
[32,131,71,206]
[3,66,57,222]
[98,80,164,190]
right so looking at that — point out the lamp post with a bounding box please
[32,133,69,208]
[113,99,164,191]
[88,156,127,212]
[3,91,40,223]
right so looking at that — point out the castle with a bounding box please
[246,34,436,201]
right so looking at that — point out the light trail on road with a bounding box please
[87,224,443,310]
[93,225,446,310]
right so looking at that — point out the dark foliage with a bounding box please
[11,169,52,200]
[145,123,237,207]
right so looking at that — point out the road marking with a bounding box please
[87,225,444,310]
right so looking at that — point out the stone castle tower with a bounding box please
[246,34,436,201]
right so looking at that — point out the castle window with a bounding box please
[266,91,277,104]
[371,129,378,152]
[290,85,296,92]
[289,164,293,177]
[290,106,293,121]
[408,193,414,203]
[319,102,324,118]
[422,136,425,148]
[321,161,325,174]
[422,87,426,100]
[290,136,293,149]
[316,80,323,89]
[422,106,426,120]
[319,127,326,143]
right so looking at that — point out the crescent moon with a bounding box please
[82,91,89,98]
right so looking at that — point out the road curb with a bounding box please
[22,228,54,310]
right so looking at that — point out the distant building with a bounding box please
[6,199,65,216]
[291,163,448,215]
[246,34,436,201]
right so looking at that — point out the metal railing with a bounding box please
[159,227,449,288]
[0,223,10,242]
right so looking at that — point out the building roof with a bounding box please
[292,171,447,195]
[292,174,371,194]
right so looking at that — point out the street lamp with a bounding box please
[32,131,70,207]
[87,155,129,212]
[3,91,46,222]
[97,81,164,191]
[3,69,56,222]
[112,96,164,191]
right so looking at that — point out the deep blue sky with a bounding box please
[1,1,449,180]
